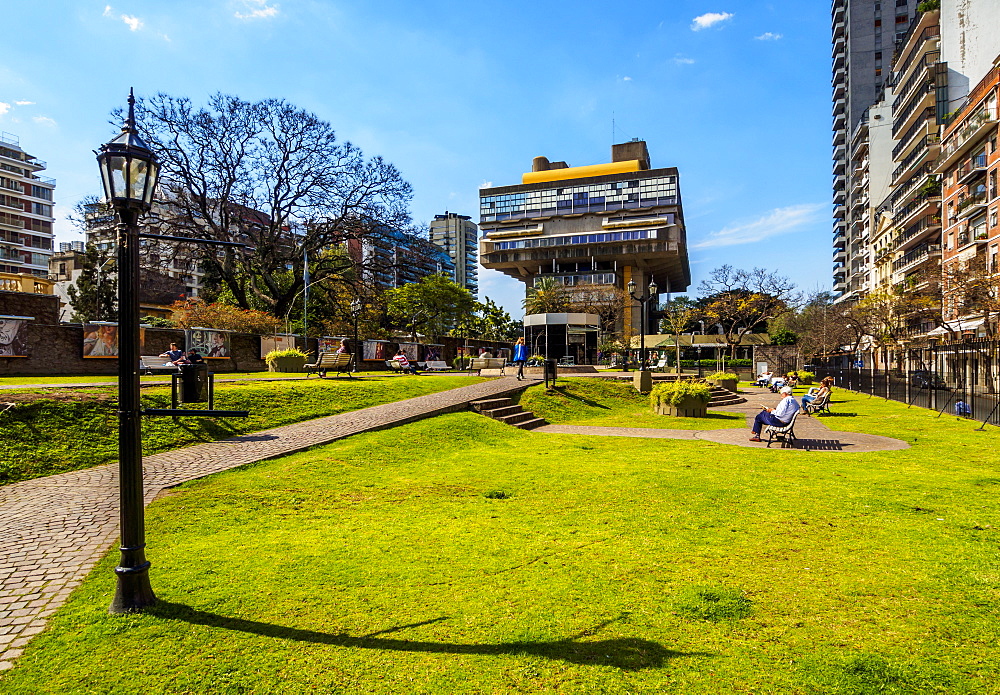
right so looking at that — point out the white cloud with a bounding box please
[15,100,34,106]
[0,102,10,116]
[33,116,57,127]
[103,5,144,31]
[691,12,734,31]
[673,57,696,65]
[121,14,143,31]
[622,76,633,81]
[692,203,825,249]
[479,180,493,189]
[235,0,279,20]
[755,32,782,40]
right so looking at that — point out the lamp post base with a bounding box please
[633,370,653,393]
[109,560,156,614]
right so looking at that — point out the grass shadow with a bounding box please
[150,602,708,671]
[819,413,857,418]
[555,388,612,410]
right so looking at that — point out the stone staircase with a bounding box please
[470,397,548,430]
[709,386,746,407]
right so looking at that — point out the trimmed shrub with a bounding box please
[264,348,309,366]
[650,381,712,409]
[707,371,738,381]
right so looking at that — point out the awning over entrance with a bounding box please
[926,318,985,336]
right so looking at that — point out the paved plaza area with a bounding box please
[538,386,910,452]
[0,380,906,670]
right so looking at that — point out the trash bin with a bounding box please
[543,359,557,388]
[179,363,209,403]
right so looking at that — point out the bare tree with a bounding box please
[698,266,799,358]
[124,93,412,317]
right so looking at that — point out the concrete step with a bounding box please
[513,417,548,430]
[496,411,534,425]
[483,405,524,418]
[470,398,512,412]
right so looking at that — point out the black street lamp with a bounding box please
[97,89,159,614]
[628,277,658,371]
[351,298,362,373]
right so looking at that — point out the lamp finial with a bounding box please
[125,88,136,133]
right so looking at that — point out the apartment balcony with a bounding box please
[833,20,845,39]
[0,179,22,194]
[938,103,1000,170]
[833,143,846,162]
[894,194,939,230]
[832,98,846,117]
[833,248,847,265]
[833,111,846,131]
[892,57,940,113]
[833,158,846,176]
[833,203,846,219]
[955,153,988,186]
[955,193,988,220]
[893,215,940,251]
[0,213,25,229]
[891,243,941,273]
[892,110,936,159]
[891,134,940,184]
[832,35,845,58]
[955,229,990,249]
[892,84,936,138]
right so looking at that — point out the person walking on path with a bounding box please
[512,336,529,380]
[750,385,799,442]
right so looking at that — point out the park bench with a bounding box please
[139,355,182,375]
[385,359,418,374]
[652,358,668,371]
[804,391,831,415]
[424,360,450,371]
[763,411,798,448]
[470,357,506,374]
[558,356,575,366]
[304,352,353,378]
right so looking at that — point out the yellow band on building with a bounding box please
[522,160,642,185]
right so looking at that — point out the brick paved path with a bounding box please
[0,377,535,670]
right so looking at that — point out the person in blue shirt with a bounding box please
[512,336,529,380]
[159,343,186,365]
[750,386,800,442]
[955,400,972,417]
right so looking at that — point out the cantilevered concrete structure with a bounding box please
[478,140,690,334]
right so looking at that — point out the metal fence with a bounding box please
[815,340,1000,428]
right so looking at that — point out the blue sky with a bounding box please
[2,0,833,317]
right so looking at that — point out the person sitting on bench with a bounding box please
[750,386,799,442]
[393,348,418,374]
[159,343,186,366]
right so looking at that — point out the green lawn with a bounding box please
[0,371,403,386]
[519,378,746,430]
[0,375,483,486]
[2,386,998,693]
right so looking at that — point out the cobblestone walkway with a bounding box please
[0,377,535,670]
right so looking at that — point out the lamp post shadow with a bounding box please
[149,602,712,671]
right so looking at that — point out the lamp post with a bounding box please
[351,298,361,373]
[97,89,159,614]
[627,277,658,370]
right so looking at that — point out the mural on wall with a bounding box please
[0,315,31,357]
[187,328,231,358]
[398,342,419,362]
[362,340,389,361]
[83,322,119,358]
[260,334,296,359]
[319,337,347,353]
[425,344,444,362]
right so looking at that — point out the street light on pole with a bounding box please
[96,89,160,614]
[627,277,658,370]
[351,297,362,373]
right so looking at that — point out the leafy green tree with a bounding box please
[386,274,477,340]
[473,298,521,342]
[658,297,700,372]
[66,243,117,323]
[523,277,569,314]
[769,329,798,346]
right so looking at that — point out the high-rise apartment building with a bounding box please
[832,0,920,300]
[0,132,56,280]
[478,140,689,334]
[347,227,455,292]
[429,212,478,297]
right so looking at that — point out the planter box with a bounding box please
[709,378,738,393]
[655,395,709,418]
[268,355,307,373]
